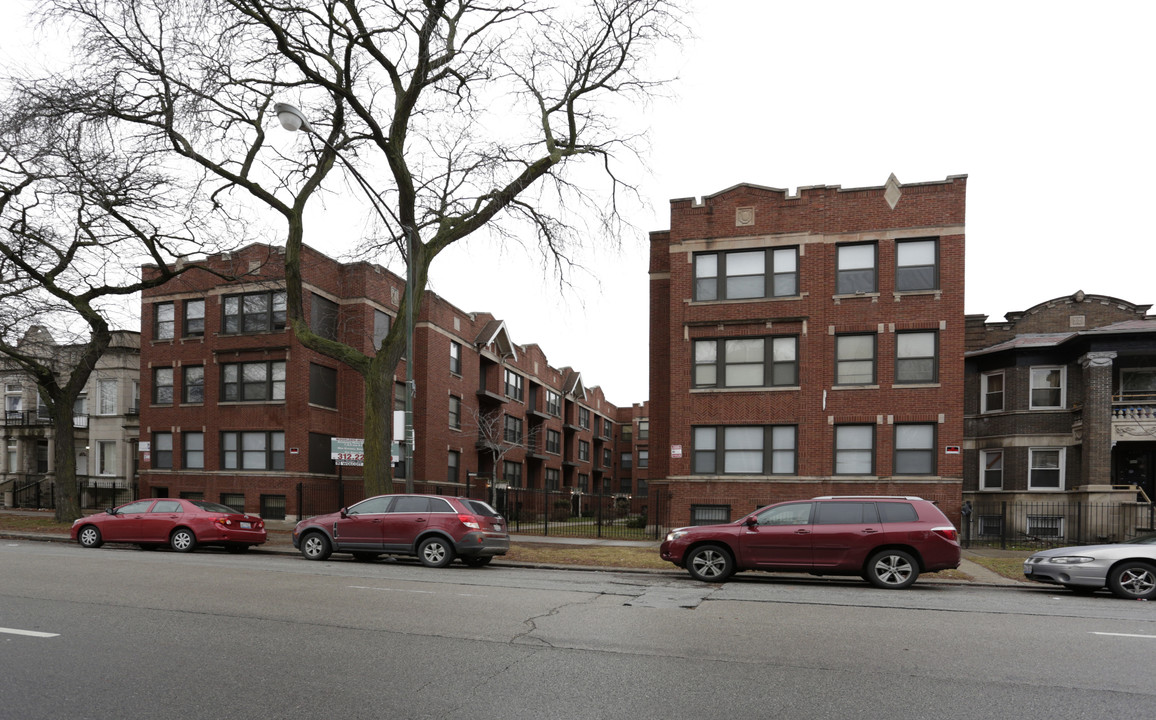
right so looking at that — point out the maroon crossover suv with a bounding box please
[293,494,509,567]
[660,496,960,588]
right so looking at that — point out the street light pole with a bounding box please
[274,102,416,494]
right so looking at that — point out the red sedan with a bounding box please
[71,498,267,553]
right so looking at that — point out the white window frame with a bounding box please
[979,449,1003,490]
[980,371,1004,413]
[1028,447,1065,491]
[1029,366,1066,410]
[97,440,116,476]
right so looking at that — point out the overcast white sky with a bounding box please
[5,1,1155,407]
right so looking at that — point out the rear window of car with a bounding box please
[815,502,879,524]
[391,496,431,513]
[877,502,919,523]
[429,498,454,513]
[462,499,501,518]
[151,500,183,513]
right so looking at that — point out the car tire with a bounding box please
[170,528,197,553]
[461,556,492,567]
[1108,561,1156,600]
[300,532,332,561]
[685,544,734,582]
[866,549,919,589]
[78,525,103,549]
[418,537,455,568]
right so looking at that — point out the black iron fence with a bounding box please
[11,477,136,511]
[295,480,671,541]
[962,500,1156,550]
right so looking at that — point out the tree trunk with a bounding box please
[52,413,80,522]
[362,353,395,497]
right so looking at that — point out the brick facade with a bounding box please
[649,176,967,527]
[964,291,1156,504]
[138,243,640,519]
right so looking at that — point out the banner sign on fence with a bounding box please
[330,437,365,466]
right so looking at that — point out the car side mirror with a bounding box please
[745,516,758,527]
[105,508,116,516]
[339,508,349,519]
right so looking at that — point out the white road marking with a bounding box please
[348,585,485,598]
[1090,632,1156,640]
[0,627,60,638]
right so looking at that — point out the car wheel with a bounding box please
[686,544,734,582]
[866,549,919,589]
[170,528,197,553]
[300,532,332,561]
[418,537,455,568]
[352,552,380,562]
[78,525,103,549]
[1108,561,1156,600]
[461,556,492,567]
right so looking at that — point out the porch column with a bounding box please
[1080,351,1117,486]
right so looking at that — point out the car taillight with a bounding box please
[215,518,233,526]
[932,526,958,542]
[458,514,481,530]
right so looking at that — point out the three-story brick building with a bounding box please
[649,175,967,527]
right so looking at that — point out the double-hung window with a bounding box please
[449,395,461,429]
[311,293,339,341]
[504,370,524,401]
[449,341,462,374]
[222,431,285,470]
[222,290,287,334]
[545,390,561,417]
[693,247,799,301]
[1029,448,1064,490]
[834,425,874,475]
[221,361,286,402]
[895,331,938,384]
[836,243,877,294]
[578,440,590,462]
[835,334,876,385]
[154,302,175,340]
[894,424,935,475]
[895,239,938,291]
[503,461,523,487]
[447,450,460,484]
[579,407,590,429]
[373,310,391,349]
[182,366,204,404]
[692,425,796,475]
[153,368,174,405]
[183,299,205,336]
[546,429,561,454]
[153,432,173,469]
[981,371,1004,413]
[183,432,204,469]
[504,415,523,444]
[694,336,798,388]
[980,449,1003,490]
[1030,366,1065,409]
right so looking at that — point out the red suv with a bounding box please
[292,494,509,567]
[660,496,960,588]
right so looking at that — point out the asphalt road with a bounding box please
[2,540,1154,720]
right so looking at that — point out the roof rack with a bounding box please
[811,495,925,501]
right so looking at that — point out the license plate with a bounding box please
[241,522,252,529]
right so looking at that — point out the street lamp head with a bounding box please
[273,102,312,133]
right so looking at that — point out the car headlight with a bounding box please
[1046,556,1095,564]
[666,529,690,542]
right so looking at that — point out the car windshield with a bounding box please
[191,501,241,515]
[1124,534,1156,545]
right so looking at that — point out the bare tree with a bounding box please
[26,0,685,495]
[0,97,234,521]
[468,406,543,486]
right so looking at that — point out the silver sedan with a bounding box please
[1023,535,1156,600]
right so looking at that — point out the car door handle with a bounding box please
[862,528,879,534]
[794,529,810,535]
[416,518,427,523]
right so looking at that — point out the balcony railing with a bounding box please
[1112,393,1156,421]
[3,411,90,429]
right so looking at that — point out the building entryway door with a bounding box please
[1116,445,1155,502]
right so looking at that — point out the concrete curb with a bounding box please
[1,530,1028,588]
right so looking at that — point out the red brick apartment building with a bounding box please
[138,243,643,520]
[648,175,967,527]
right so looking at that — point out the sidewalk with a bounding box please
[0,514,1026,586]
